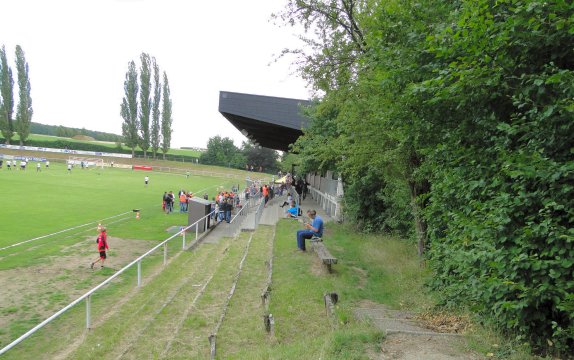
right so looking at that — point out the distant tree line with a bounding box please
[200,135,279,173]
[121,52,173,159]
[30,122,122,142]
[0,44,33,145]
[277,0,573,355]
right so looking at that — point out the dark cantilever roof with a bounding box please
[218,91,312,152]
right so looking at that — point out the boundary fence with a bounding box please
[0,210,217,356]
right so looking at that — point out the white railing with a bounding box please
[0,210,216,356]
[224,202,250,237]
[152,166,246,180]
[308,186,341,219]
[253,195,266,228]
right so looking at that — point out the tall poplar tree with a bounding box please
[150,57,161,159]
[160,72,172,159]
[14,45,32,145]
[121,60,139,156]
[0,45,15,144]
[138,52,152,158]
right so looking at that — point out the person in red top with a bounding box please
[91,228,109,269]
[262,185,269,207]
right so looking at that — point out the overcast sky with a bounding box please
[0,0,311,149]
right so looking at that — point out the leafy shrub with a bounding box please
[423,0,574,354]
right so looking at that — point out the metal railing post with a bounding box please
[86,295,91,329]
[137,261,142,287]
[182,230,186,250]
[163,243,167,265]
[196,223,199,240]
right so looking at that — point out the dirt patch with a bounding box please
[0,236,155,335]
[414,311,472,334]
[378,333,481,360]
[355,300,481,360]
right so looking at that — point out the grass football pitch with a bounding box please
[0,162,240,248]
[0,162,243,349]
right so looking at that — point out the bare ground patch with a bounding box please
[377,333,482,360]
[355,300,482,360]
[0,236,156,340]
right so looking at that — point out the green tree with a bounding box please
[277,0,574,353]
[138,52,152,158]
[0,45,15,144]
[200,136,244,168]
[150,57,161,159]
[241,141,279,173]
[121,60,139,156]
[278,0,446,251]
[160,71,172,159]
[14,45,33,145]
[273,0,367,93]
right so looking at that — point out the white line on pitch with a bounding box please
[0,211,132,252]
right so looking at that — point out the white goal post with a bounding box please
[68,156,104,169]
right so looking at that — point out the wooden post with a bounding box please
[263,313,275,336]
[208,334,216,359]
[324,292,339,327]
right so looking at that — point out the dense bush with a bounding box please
[280,0,573,354]
[422,0,574,354]
[343,168,412,235]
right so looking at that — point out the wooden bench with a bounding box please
[311,237,338,273]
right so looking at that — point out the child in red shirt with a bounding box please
[91,228,109,269]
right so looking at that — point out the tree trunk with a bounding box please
[409,180,427,257]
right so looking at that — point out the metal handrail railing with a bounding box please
[225,202,250,237]
[308,186,340,218]
[0,210,215,356]
[254,196,266,228]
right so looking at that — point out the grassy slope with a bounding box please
[6,133,203,157]
[1,218,438,359]
[0,157,529,358]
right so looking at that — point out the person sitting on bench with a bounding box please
[296,209,323,251]
[285,201,299,219]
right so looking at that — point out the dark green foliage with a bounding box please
[121,60,139,155]
[279,0,573,354]
[343,167,412,235]
[150,57,161,158]
[30,122,122,142]
[138,52,152,157]
[241,141,279,172]
[0,45,15,144]
[160,72,172,158]
[199,135,245,169]
[199,136,281,171]
[14,45,32,145]
[421,0,574,354]
[0,135,199,162]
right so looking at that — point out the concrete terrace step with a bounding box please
[259,202,282,226]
